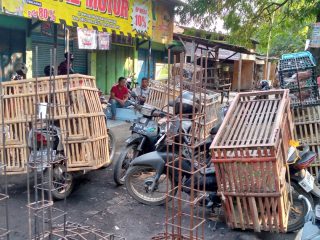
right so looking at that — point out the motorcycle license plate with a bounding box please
[299,170,314,193]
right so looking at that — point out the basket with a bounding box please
[211,90,293,232]
[279,51,316,71]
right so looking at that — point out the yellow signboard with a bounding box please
[152,2,173,44]
[2,0,152,37]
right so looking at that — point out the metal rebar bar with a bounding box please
[0,46,10,240]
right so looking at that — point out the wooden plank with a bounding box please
[257,99,274,144]
[244,101,265,145]
[221,101,249,146]
[250,99,270,145]
[236,197,245,230]
[262,100,279,144]
[211,93,241,147]
[228,196,237,228]
[264,197,272,231]
[258,197,267,230]
[241,197,251,227]
[239,100,259,145]
[230,101,255,146]
[248,197,261,232]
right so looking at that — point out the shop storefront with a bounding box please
[1,0,153,93]
[31,23,88,77]
[95,35,135,93]
[0,14,28,81]
[136,0,175,83]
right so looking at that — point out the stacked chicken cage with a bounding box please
[279,51,319,107]
[279,51,320,180]
[146,63,220,139]
[0,74,110,174]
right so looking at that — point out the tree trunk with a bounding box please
[309,7,320,75]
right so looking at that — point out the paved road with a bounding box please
[0,122,298,240]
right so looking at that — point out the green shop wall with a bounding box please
[96,44,134,94]
[0,15,29,81]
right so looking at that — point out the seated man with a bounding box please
[132,77,150,105]
[58,52,74,75]
[109,77,130,120]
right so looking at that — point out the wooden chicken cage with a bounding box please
[0,74,110,174]
[146,81,220,139]
[211,90,293,233]
[292,105,320,179]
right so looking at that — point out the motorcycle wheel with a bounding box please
[113,144,139,186]
[125,166,173,206]
[45,164,74,201]
[107,128,116,161]
[287,182,313,232]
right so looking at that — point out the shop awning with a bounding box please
[1,0,152,38]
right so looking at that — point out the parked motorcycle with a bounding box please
[124,113,219,207]
[124,91,219,206]
[28,125,74,200]
[287,144,320,232]
[296,195,320,240]
[113,103,167,185]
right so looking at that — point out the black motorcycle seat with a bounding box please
[210,123,221,135]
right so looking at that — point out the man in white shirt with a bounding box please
[133,77,150,105]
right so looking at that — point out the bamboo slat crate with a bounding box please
[146,81,220,139]
[211,90,293,233]
[0,74,110,174]
[292,105,320,179]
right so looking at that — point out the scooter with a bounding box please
[296,195,320,240]
[28,125,74,200]
[124,114,219,205]
[287,143,320,232]
[113,103,167,185]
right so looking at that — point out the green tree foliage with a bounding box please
[177,0,320,56]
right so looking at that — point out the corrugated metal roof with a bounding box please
[174,33,254,55]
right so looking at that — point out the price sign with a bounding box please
[131,3,149,34]
[98,32,111,50]
[77,28,97,50]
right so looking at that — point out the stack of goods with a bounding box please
[291,105,320,180]
[211,90,293,233]
[279,51,320,181]
[0,74,110,174]
[279,51,319,107]
[146,64,220,139]
[170,63,203,87]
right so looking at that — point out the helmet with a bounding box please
[174,91,200,116]
[259,80,270,90]
[64,52,74,60]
